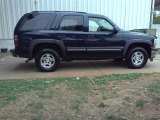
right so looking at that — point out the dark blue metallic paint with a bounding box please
[12,11,157,60]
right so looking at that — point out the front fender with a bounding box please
[123,39,152,57]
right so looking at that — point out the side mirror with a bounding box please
[112,28,118,34]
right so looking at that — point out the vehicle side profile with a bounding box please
[11,11,158,72]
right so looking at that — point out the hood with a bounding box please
[122,31,156,40]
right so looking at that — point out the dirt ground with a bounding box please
[0,73,159,120]
[0,53,160,80]
[0,52,10,59]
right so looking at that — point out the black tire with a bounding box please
[35,49,60,72]
[125,47,148,69]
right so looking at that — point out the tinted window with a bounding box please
[59,15,83,31]
[89,17,114,32]
[21,13,56,30]
[89,20,99,32]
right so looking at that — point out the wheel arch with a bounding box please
[123,40,152,58]
[29,39,66,59]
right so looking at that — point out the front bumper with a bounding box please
[150,48,159,61]
[10,49,17,57]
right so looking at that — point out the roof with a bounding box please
[31,11,104,17]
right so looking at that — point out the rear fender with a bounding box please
[29,39,66,59]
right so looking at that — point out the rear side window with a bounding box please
[59,15,83,31]
[21,13,56,30]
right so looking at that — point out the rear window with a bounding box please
[21,13,56,30]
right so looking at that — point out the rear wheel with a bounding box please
[125,47,148,69]
[35,49,60,72]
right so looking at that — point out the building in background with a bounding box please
[152,0,160,47]
[0,0,156,49]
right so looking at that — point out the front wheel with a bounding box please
[125,47,148,69]
[35,49,60,72]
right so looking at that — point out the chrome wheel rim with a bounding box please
[40,53,55,69]
[131,51,144,66]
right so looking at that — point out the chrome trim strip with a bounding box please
[67,47,123,52]
[87,48,122,51]
[67,47,86,51]
[67,49,86,51]
[87,47,124,49]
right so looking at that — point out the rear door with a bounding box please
[54,14,87,58]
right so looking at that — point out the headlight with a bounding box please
[153,39,157,48]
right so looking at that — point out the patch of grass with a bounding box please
[147,118,159,120]
[146,81,160,93]
[31,113,44,120]
[95,73,146,84]
[0,100,8,111]
[66,78,91,95]
[0,73,159,119]
[124,96,131,102]
[135,99,146,108]
[0,116,8,120]
[0,73,146,101]
[151,96,160,105]
[0,80,49,101]
[105,115,127,120]
[0,73,149,110]
[27,102,44,110]
[102,96,108,100]
[70,99,82,112]
[38,91,52,99]
[98,102,108,108]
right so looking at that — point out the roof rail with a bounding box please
[31,11,86,14]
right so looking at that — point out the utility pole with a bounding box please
[150,0,155,28]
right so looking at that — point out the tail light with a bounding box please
[14,35,19,48]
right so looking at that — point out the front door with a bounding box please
[86,17,124,58]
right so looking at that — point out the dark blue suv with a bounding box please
[11,11,158,72]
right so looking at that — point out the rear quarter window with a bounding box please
[21,13,56,30]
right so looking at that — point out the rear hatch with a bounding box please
[14,12,56,55]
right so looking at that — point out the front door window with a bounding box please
[89,17,114,32]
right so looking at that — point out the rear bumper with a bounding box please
[10,48,30,59]
[10,49,17,57]
[150,48,159,61]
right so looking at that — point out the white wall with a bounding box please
[152,24,160,48]
[0,0,152,49]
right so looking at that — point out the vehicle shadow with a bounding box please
[59,59,126,70]
[13,59,126,72]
